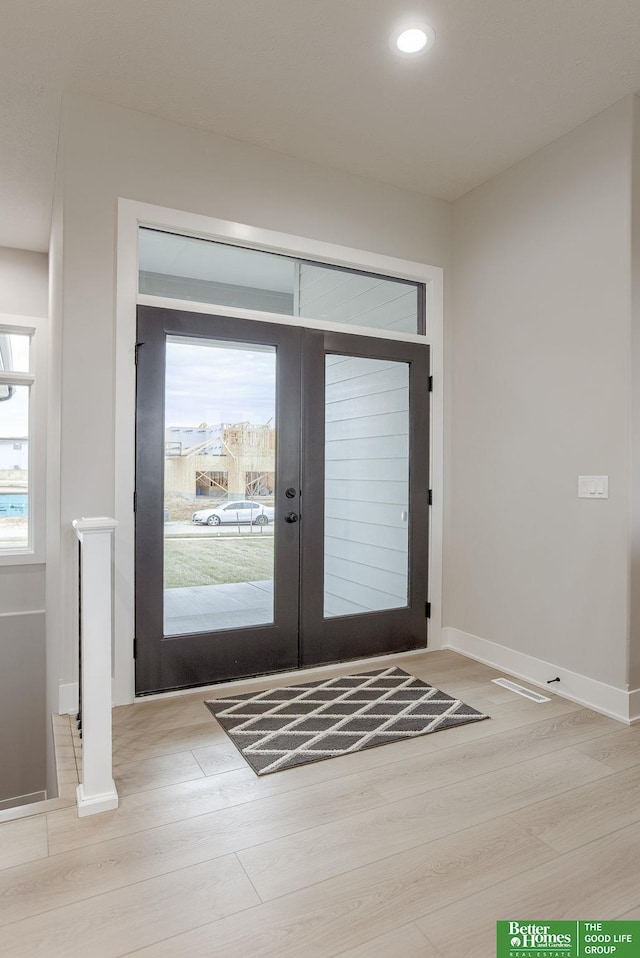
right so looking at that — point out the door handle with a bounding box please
[284,512,299,523]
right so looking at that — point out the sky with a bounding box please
[165,338,276,427]
[1,335,277,441]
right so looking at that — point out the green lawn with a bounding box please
[164,536,274,588]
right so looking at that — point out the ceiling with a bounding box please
[3,0,640,252]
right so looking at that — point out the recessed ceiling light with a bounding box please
[392,24,436,56]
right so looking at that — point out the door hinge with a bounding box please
[428,375,433,392]
[135,341,144,365]
[425,601,431,619]
[133,491,137,513]
[428,489,433,506]
[133,638,137,659]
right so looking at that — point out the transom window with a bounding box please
[138,228,426,336]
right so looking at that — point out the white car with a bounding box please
[191,500,275,526]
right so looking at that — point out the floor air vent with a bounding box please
[491,678,550,702]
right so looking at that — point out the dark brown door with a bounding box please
[135,305,430,694]
[299,329,430,666]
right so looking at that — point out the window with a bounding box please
[245,470,274,497]
[138,228,426,335]
[0,320,44,562]
[195,470,228,497]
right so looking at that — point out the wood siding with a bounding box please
[298,265,418,333]
[324,355,409,616]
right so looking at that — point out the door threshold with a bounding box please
[135,646,430,702]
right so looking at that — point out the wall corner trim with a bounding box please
[442,627,635,725]
[58,682,79,715]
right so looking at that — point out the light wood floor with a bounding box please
[1,650,639,957]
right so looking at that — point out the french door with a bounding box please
[135,305,430,694]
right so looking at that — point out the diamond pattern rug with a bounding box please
[205,667,489,775]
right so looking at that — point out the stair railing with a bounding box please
[72,517,119,816]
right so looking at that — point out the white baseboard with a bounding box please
[0,790,47,812]
[76,782,119,817]
[443,627,634,725]
[58,682,79,715]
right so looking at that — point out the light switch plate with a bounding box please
[578,476,608,499]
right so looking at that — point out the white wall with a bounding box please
[46,139,64,793]
[0,245,48,803]
[449,97,634,691]
[630,95,640,694]
[0,248,48,318]
[50,94,451,702]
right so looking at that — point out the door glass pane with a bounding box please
[324,355,409,617]
[163,337,276,635]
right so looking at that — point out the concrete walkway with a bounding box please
[164,579,274,635]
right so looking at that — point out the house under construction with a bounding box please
[165,422,275,500]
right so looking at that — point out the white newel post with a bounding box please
[72,517,119,816]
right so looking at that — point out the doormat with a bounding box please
[205,666,489,775]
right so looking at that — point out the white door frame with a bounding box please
[114,198,444,705]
